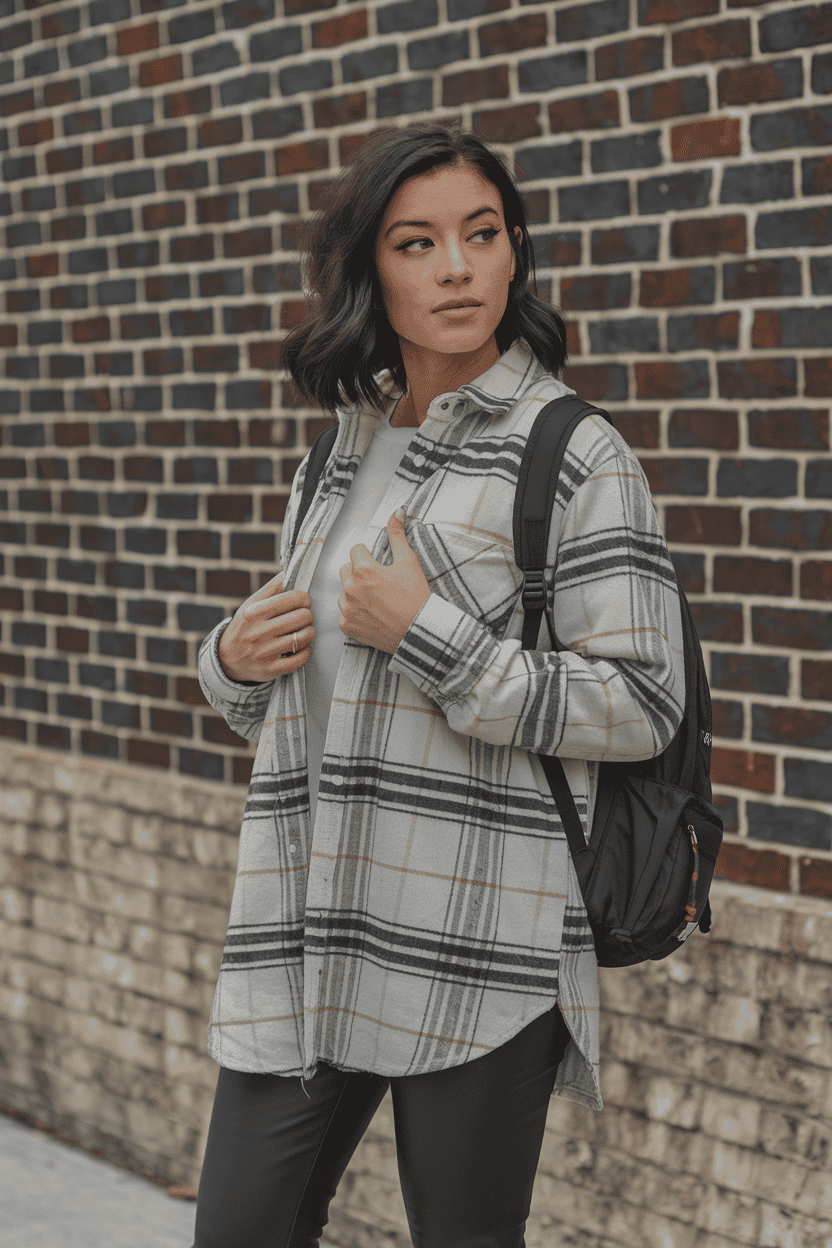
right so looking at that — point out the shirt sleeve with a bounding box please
[388,424,686,763]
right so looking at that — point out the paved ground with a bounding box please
[1,1112,338,1247]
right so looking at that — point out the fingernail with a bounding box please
[395,507,404,522]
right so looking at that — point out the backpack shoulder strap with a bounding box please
[290,423,338,556]
[513,395,611,650]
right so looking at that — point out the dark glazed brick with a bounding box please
[711,652,789,696]
[208,493,252,522]
[746,802,831,852]
[813,51,832,95]
[37,725,71,750]
[589,317,659,354]
[801,559,832,599]
[804,156,832,197]
[559,181,628,222]
[218,152,265,183]
[591,131,662,174]
[223,0,276,29]
[667,313,739,353]
[638,171,711,214]
[720,162,793,204]
[669,409,738,450]
[170,236,213,264]
[176,531,220,559]
[165,160,209,192]
[250,25,302,59]
[407,31,467,71]
[230,532,275,561]
[90,0,131,23]
[597,36,663,81]
[807,461,832,498]
[717,360,797,400]
[112,99,154,128]
[3,155,36,181]
[15,688,48,713]
[145,126,187,157]
[34,658,68,682]
[723,258,801,300]
[561,274,631,311]
[165,86,212,118]
[377,79,433,117]
[56,558,97,585]
[557,0,629,42]
[192,41,240,76]
[168,9,215,41]
[753,705,832,752]
[118,242,159,269]
[665,505,742,547]
[24,47,59,76]
[377,0,438,33]
[90,67,130,96]
[784,759,832,803]
[199,269,244,297]
[753,306,832,350]
[220,72,270,108]
[751,105,832,153]
[753,606,832,653]
[479,15,545,56]
[180,748,224,781]
[759,5,832,53]
[123,456,163,480]
[591,226,659,265]
[252,104,304,140]
[689,602,743,643]
[750,509,832,551]
[106,492,146,519]
[153,565,197,592]
[178,604,225,632]
[172,382,216,409]
[249,186,300,216]
[279,60,333,96]
[639,457,708,495]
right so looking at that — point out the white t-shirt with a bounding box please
[304,402,417,829]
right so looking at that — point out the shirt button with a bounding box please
[412,453,425,468]
[441,402,448,410]
[289,844,297,854]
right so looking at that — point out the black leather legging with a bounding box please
[191,1003,571,1248]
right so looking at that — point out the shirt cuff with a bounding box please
[200,618,267,700]
[388,592,500,709]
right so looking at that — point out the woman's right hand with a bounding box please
[218,573,315,683]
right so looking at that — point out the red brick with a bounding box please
[205,569,250,598]
[46,146,83,174]
[202,715,246,746]
[749,408,829,450]
[559,364,622,401]
[0,717,26,742]
[0,654,25,678]
[609,411,660,449]
[284,0,337,11]
[799,858,832,901]
[671,216,746,257]
[41,12,79,37]
[75,388,110,412]
[672,19,750,65]
[262,494,289,523]
[37,724,67,748]
[719,62,802,107]
[165,86,211,118]
[640,268,700,307]
[479,14,546,56]
[128,671,166,697]
[248,414,288,446]
[629,76,709,123]
[55,422,90,448]
[233,755,254,785]
[18,118,52,145]
[173,676,207,706]
[635,362,705,399]
[94,137,134,165]
[198,117,243,148]
[274,139,329,177]
[0,587,24,609]
[44,80,81,108]
[72,316,110,344]
[713,555,792,596]
[724,259,801,301]
[596,35,663,80]
[670,409,739,450]
[640,0,717,19]
[712,699,743,738]
[170,234,214,263]
[804,358,832,398]
[549,91,618,134]
[2,89,35,117]
[146,420,185,446]
[312,9,367,46]
[27,254,59,278]
[127,738,169,769]
[223,227,272,259]
[143,202,185,230]
[35,591,68,615]
[712,747,776,793]
[671,118,740,161]
[473,103,542,143]
[248,342,282,369]
[312,91,367,129]
[56,626,88,654]
[140,53,182,88]
[714,841,791,892]
[665,505,742,545]
[802,659,832,701]
[0,325,17,347]
[800,560,832,600]
[443,65,509,108]
[143,349,183,375]
[117,21,159,56]
[565,321,580,356]
[150,707,191,737]
[144,127,187,158]
[804,155,832,197]
[193,345,237,371]
[194,420,240,447]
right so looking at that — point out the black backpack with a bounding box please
[290,396,723,969]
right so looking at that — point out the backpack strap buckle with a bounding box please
[522,569,546,613]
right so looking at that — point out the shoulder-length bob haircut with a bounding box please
[281,122,568,414]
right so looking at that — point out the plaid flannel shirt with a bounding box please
[197,339,685,1110]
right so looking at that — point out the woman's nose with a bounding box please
[439,236,470,278]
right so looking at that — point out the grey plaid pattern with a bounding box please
[198,340,685,1111]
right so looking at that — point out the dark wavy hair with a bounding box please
[281,122,568,413]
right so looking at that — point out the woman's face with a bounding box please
[374,162,522,361]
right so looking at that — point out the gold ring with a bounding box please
[292,632,298,654]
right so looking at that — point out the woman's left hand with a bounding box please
[338,509,431,655]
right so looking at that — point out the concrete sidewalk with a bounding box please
[0,1112,338,1247]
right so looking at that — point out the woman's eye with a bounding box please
[398,228,500,253]
[472,228,500,242]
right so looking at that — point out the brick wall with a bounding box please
[2,747,831,1248]
[0,0,830,897]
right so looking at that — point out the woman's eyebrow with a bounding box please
[384,205,500,238]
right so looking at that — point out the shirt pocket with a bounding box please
[405,518,522,638]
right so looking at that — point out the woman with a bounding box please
[193,122,685,1248]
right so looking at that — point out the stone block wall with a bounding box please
[2,744,831,1248]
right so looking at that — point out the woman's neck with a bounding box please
[390,336,502,427]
